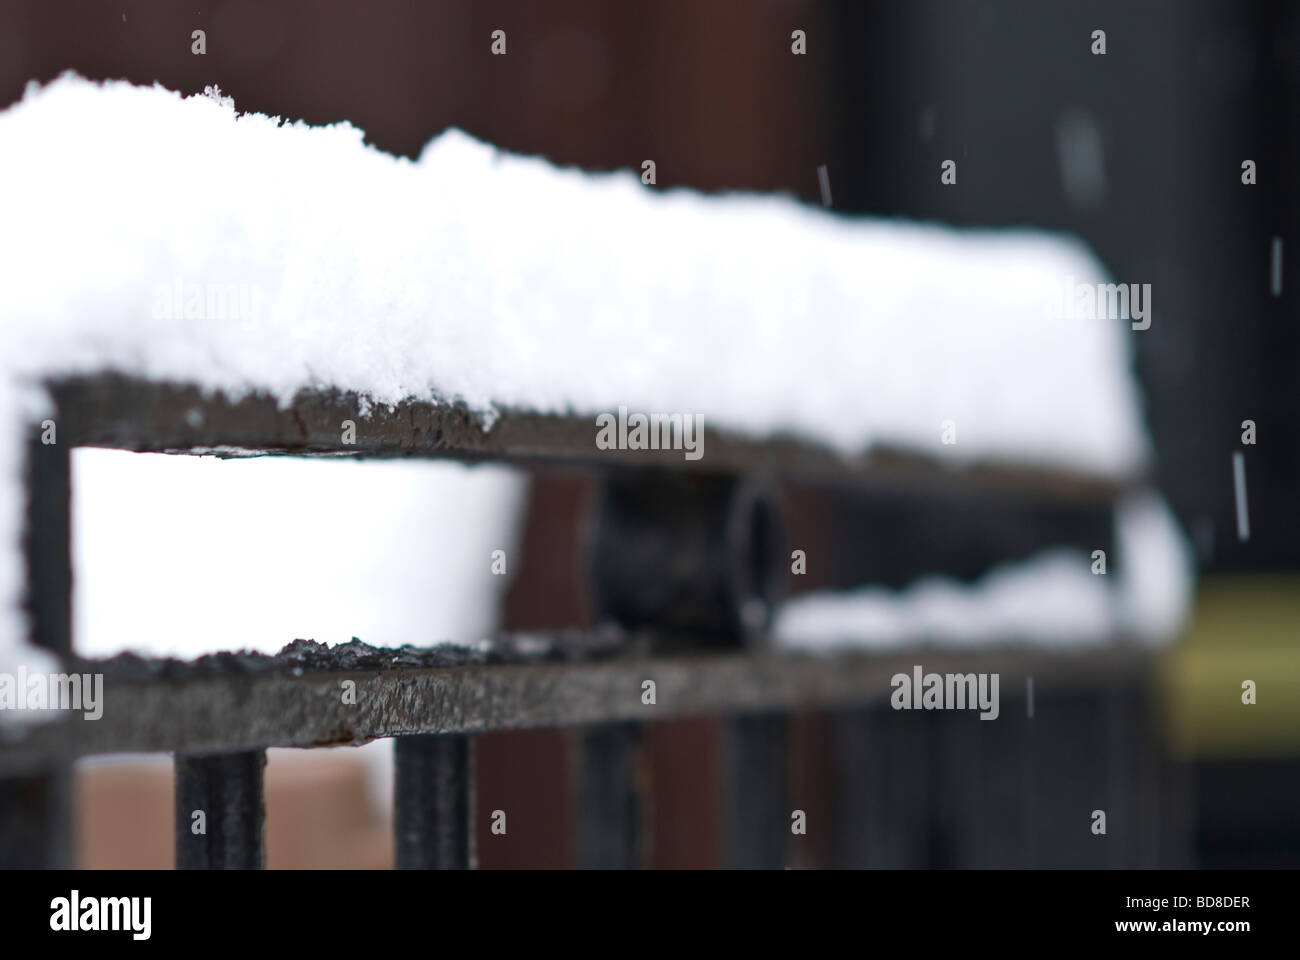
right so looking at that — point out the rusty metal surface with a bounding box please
[0,635,1151,776]
[394,734,471,869]
[174,751,266,870]
[45,374,1132,502]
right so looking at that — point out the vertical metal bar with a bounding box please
[21,433,72,662]
[928,710,987,868]
[978,684,1031,868]
[828,706,875,867]
[724,712,789,868]
[1024,688,1109,867]
[174,751,266,869]
[1146,671,1195,868]
[923,680,1034,868]
[1108,665,1192,867]
[1105,674,1144,868]
[0,772,72,868]
[0,435,73,868]
[787,711,832,869]
[575,722,642,868]
[394,734,471,869]
[829,704,931,867]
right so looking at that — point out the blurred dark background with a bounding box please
[2,0,1296,867]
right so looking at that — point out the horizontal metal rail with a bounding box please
[0,638,1149,776]
[45,375,1131,503]
[0,375,1163,868]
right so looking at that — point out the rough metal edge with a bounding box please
[0,642,1153,776]
[46,374,1132,502]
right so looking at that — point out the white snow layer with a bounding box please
[0,76,1183,681]
[775,493,1193,650]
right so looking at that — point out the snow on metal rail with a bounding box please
[2,373,1151,869]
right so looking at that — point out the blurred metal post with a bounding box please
[829,705,931,867]
[724,712,789,868]
[0,773,72,868]
[1105,667,1192,867]
[0,435,73,868]
[575,722,642,868]
[1024,689,1109,867]
[394,734,472,869]
[928,690,1030,868]
[174,750,266,869]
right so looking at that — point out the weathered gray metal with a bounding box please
[0,637,1149,777]
[174,751,267,870]
[394,734,472,869]
[45,374,1131,501]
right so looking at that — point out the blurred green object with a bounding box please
[1162,575,1300,759]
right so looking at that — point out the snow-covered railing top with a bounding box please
[0,76,1159,671]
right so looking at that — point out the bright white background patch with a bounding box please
[72,450,527,657]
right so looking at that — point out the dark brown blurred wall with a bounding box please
[0,0,827,193]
